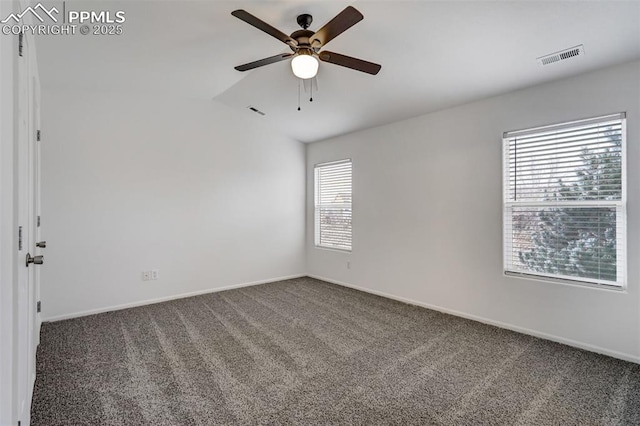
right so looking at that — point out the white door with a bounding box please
[32,63,43,349]
[15,30,41,426]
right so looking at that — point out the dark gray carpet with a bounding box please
[32,277,640,425]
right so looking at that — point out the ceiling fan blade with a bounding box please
[318,51,381,75]
[310,6,363,48]
[232,10,297,47]
[235,53,294,72]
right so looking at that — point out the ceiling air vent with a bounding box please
[537,45,584,66]
[247,106,266,116]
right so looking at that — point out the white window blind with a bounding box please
[503,113,626,288]
[315,159,352,251]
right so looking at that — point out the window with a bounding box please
[315,159,352,251]
[503,113,626,288]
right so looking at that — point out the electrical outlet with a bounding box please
[151,269,159,280]
[347,261,351,269]
[142,271,150,281]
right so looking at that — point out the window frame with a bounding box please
[314,159,353,252]
[502,113,627,290]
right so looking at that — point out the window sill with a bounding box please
[314,245,352,254]
[504,271,626,293]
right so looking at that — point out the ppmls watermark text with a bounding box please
[1,3,126,36]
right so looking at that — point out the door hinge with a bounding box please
[37,216,41,227]
[37,130,41,141]
[37,301,41,313]
[18,32,23,57]
[18,226,23,251]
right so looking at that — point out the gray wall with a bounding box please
[41,89,306,320]
[306,60,640,362]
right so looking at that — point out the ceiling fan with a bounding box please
[231,6,382,79]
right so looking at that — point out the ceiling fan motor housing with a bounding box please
[289,29,317,52]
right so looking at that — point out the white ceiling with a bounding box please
[36,1,640,142]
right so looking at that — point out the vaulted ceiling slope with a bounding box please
[35,1,640,142]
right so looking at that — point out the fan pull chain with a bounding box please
[310,80,313,102]
[297,79,301,111]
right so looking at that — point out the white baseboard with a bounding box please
[308,274,640,365]
[43,274,306,322]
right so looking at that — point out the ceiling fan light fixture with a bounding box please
[291,52,319,79]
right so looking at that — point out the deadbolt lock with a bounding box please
[36,241,46,248]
